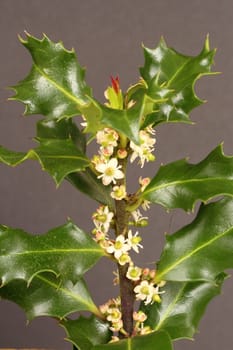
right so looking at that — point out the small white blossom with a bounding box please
[131,209,148,225]
[127,230,143,253]
[92,205,114,233]
[111,185,127,200]
[106,235,130,259]
[141,200,151,211]
[106,307,122,323]
[126,265,142,281]
[96,158,124,186]
[134,280,155,305]
[118,253,131,266]
[130,129,156,168]
[96,128,119,148]
[110,319,123,332]
[133,310,147,322]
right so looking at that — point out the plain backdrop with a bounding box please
[0,1,232,349]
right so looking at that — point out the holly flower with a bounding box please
[106,234,130,259]
[95,158,124,186]
[134,280,164,305]
[118,253,131,266]
[131,209,148,226]
[96,128,119,148]
[126,264,142,281]
[111,185,127,200]
[106,307,122,323]
[92,205,114,233]
[134,280,156,305]
[130,129,156,168]
[127,230,143,253]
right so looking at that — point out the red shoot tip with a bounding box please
[110,76,120,94]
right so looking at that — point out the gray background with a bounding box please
[0,0,232,349]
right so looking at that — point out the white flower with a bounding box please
[96,128,119,148]
[92,205,114,233]
[133,310,147,322]
[126,265,142,281]
[141,200,151,211]
[110,319,123,332]
[134,280,155,305]
[127,230,143,253]
[130,129,156,168]
[131,209,148,225]
[106,235,130,259]
[134,280,165,305]
[95,158,124,186]
[118,253,131,266]
[106,307,122,323]
[111,185,127,200]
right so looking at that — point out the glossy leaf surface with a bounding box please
[0,221,104,286]
[11,33,92,119]
[61,315,111,350]
[0,273,100,319]
[37,118,87,153]
[156,198,233,282]
[140,36,215,127]
[0,139,89,186]
[141,273,226,340]
[67,170,113,208]
[37,118,113,206]
[93,330,173,350]
[142,145,233,211]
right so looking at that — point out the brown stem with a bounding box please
[118,263,135,335]
[114,156,135,336]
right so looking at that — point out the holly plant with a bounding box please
[0,33,233,350]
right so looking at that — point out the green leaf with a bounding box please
[37,118,87,153]
[0,273,100,319]
[156,198,233,282]
[36,118,113,207]
[67,170,114,208]
[61,315,112,350]
[141,145,233,211]
[11,33,92,119]
[93,330,173,350]
[99,99,144,144]
[0,138,90,186]
[0,221,104,286]
[140,36,216,127]
[141,273,226,340]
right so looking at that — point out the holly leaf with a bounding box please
[93,330,173,350]
[67,170,114,209]
[61,315,111,350]
[0,221,104,286]
[141,273,226,340]
[37,118,87,153]
[36,118,113,207]
[140,36,216,127]
[10,32,92,119]
[141,145,233,211]
[0,138,89,186]
[155,198,233,283]
[0,273,100,320]
[99,98,145,144]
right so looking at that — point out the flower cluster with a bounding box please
[130,127,156,168]
[92,77,161,342]
[100,297,124,335]
[105,230,143,266]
